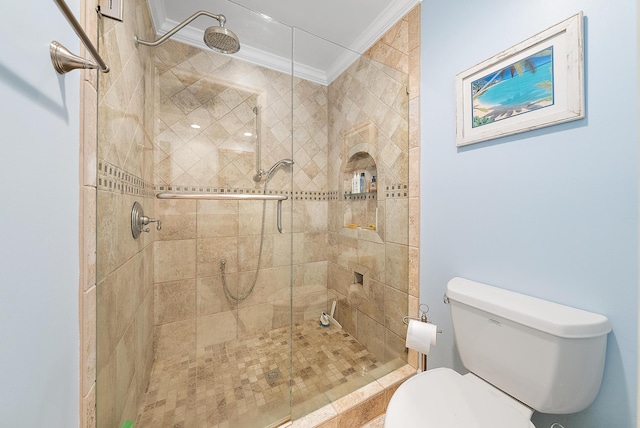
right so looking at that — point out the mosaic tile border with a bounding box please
[343,192,377,201]
[329,183,409,201]
[96,170,408,201]
[293,190,329,201]
[97,161,155,197]
[385,183,409,199]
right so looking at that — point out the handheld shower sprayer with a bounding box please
[265,159,295,180]
[254,159,294,182]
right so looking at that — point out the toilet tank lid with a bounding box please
[446,277,612,338]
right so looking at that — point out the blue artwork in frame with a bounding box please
[471,47,554,128]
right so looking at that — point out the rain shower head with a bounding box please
[204,25,240,54]
[135,11,240,53]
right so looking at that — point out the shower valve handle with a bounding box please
[140,215,162,232]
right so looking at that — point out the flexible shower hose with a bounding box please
[220,179,270,301]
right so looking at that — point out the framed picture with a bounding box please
[455,12,584,147]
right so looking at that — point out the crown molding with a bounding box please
[156,19,328,85]
[147,0,421,86]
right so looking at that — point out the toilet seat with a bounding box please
[384,368,536,428]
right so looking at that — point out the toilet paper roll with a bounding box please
[405,320,438,355]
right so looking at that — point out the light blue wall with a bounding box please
[0,1,80,426]
[421,1,637,426]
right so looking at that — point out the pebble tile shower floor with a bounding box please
[135,319,381,427]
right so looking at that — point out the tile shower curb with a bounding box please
[290,364,415,428]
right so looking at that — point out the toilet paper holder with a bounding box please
[402,304,442,334]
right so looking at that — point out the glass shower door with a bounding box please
[95,2,295,427]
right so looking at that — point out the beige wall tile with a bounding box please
[197,275,235,316]
[408,198,419,248]
[385,243,409,292]
[298,261,328,296]
[82,286,96,396]
[154,239,196,282]
[196,201,239,239]
[357,314,385,361]
[304,231,328,263]
[332,381,384,414]
[302,290,329,320]
[96,354,116,428]
[272,297,295,329]
[272,231,294,267]
[82,187,97,292]
[197,236,237,277]
[239,200,275,236]
[349,279,385,322]
[384,198,409,245]
[315,417,338,428]
[154,319,196,360]
[384,329,406,363]
[384,286,408,339]
[156,199,197,240]
[154,279,196,325]
[197,311,238,347]
[82,383,96,428]
[336,392,385,427]
[82,81,98,187]
[237,234,274,272]
[408,246,419,298]
[115,323,135,421]
[361,414,386,428]
[290,403,337,428]
[357,240,385,282]
[96,190,118,281]
[302,200,329,231]
[135,290,155,390]
[96,273,117,375]
[238,303,274,335]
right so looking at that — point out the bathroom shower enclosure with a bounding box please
[95,0,413,426]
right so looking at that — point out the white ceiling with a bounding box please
[147,0,421,85]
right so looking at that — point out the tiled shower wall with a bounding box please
[325,12,419,365]
[89,0,157,426]
[151,41,331,357]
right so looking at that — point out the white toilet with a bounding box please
[385,277,611,427]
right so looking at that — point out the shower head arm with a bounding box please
[135,10,226,47]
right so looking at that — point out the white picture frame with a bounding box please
[455,12,584,147]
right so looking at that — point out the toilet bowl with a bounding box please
[385,368,534,428]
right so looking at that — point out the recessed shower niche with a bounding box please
[343,151,379,235]
[342,121,384,241]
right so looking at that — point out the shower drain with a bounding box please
[265,368,281,386]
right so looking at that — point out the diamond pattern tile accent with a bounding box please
[153,40,328,192]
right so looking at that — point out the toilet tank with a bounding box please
[446,277,611,414]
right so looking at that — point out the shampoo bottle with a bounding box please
[369,175,377,192]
